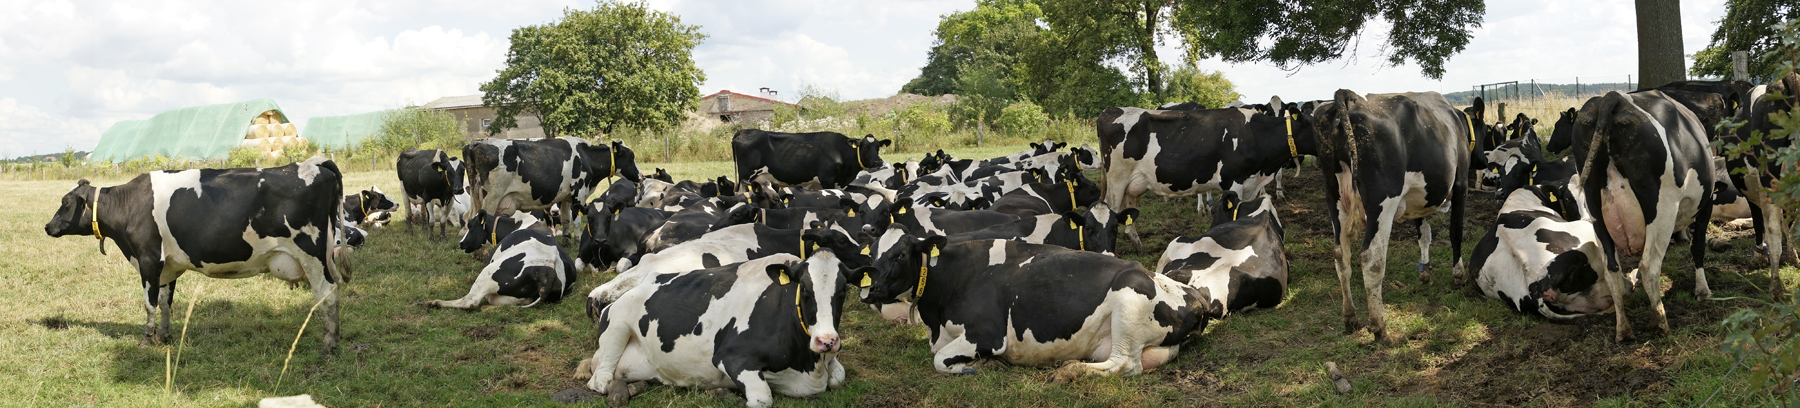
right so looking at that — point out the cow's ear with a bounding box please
[767,264,793,286]
[880,139,892,148]
[1061,211,1084,229]
[1029,142,1041,150]
[432,162,446,173]
[853,267,877,288]
[1121,208,1139,226]
[1054,142,1067,150]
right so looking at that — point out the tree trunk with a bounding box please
[1140,1,1165,98]
[1634,0,1687,89]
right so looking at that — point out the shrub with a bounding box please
[995,99,1049,134]
[368,108,465,158]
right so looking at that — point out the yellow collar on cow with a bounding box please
[1465,113,1477,150]
[490,227,499,246]
[776,270,813,337]
[799,235,810,260]
[1527,164,1538,185]
[851,142,870,170]
[607,144,617,181]
[91,188,105,255]
[1285,115,1298,158]
[914,246,939,298]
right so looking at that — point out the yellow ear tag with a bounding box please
[859,246,870,255]
[1124,216,1133,226]
[858,274,872,288]
[783,197,790,204]
[847,208,856,216]
[1549,194,1558,202]
[898,207,907,214]
[779,272,791,285]
[1069,220,1078,229]
[929,247,940,257]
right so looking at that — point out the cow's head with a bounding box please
[1273,103,1321,158]
[1487,139,1547,199]
[748,182,785,209]
[1530,256,1613,316]
[712,176,736,198]
[44,179,100,238]
[651,168,673,183]
[917,151,945,175]
[774,247,869,354]
[862,225,946,307]
[1028,139,1065,156]
[458,209,523,254]
[363,186,399,211]
[1058,202,1137,255]
[576,202,615,269]
[431,155,467,195]
[609,141,644,182]
[849,134,891,170]
[1061,169,1103,207]
[1546,108,1578,154]
[1070,144,1102,170]
[1209,191,1277,227]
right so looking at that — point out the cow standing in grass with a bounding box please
[1314,89,1471,345]
[43,157,345,355]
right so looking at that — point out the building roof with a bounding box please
[89,98,289,162]
[701,90,797,107]
[422,95,485,110]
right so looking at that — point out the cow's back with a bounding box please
[153,159,342,272]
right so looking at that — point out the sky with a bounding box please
[0,0,1729,158]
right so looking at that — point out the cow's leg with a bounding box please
[1637,202,1683,333]
[1603,262,1637,342]
[1361,196,1401,344]
[1054,303,1148,382]
[930,332,985,375]
[136,259,167,344]
[405,197,417,236]
[734,371,775,408]
[586,312,647,394]
[828,357,847,388]
[425,271,498,309]
[307,260,340,356]
[1763,199,1787,297]
[1449,183,1468,283]
[1275,168,1287,200]
[1692,194,1714,300]
[159,280,176,344]
[1415,218,1432,284]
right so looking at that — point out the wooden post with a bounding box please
[1497,103,1507,122]
[977,121,986,146]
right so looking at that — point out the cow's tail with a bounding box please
[1332,89,1362,187]
[1575,92,1624,192]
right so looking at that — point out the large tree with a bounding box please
[902,0,1045,97]
[481,1,707,138]
[1692,0,1799,81]
[1635,0,1687,89]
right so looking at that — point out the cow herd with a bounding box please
[38,72,1799,407]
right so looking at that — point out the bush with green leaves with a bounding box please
[1161,65,1243,108]
[367,108,466,158]
[995,99,1048,134]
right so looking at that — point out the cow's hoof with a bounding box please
[1050,361,1086,383]
[605,380,632,407]
[1341,319,1361,335]
[1695,286,1714,300]
[1416,262,1431,285]
[1752,252,1772,268]
[574,358,594,381]
[553,387,603,404]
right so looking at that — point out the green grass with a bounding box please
[2,145,1794,407]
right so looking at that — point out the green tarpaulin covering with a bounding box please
[89,99,288,162]
[304,110,393,149]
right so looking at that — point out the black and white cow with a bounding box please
[882,204,1019,236]
[1568,90,1718,341]
[1471,185,1620,319]
[463,137,642,229]
[427,210,577,309]
[950,202,1138,254]
[341,186,398,229]
[858,237,1207,381]
[641,198,758,252]
[731,130,891,190]
[980,139,1065,167]
[1097,101,1319,243]
[396,148,465,240]
[1314,90,1471,344]
[576,201,673,274]
[576,251,865,408]
[43,157,345,355]
[585,223,869,310]
[1154,192,1287,321]
[1720,72,1799,287]
[986,170,1104,219]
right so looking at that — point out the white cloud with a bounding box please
[0,98,110,156]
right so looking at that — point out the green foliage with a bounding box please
[1161,65,1243,108]
[947,64,1016,128]
[901,0,1043,97]
[368,108,466,157]
[1692,0,1798,81]
[59,148,78,168]
[768,84,850,130]
[1715,18,1800,405]
[480,1,707,137]
[994,99,1049,134]
[1173,0,1484,80]
[877,104,953,152]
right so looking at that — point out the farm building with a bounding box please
[88,99,303,162]
[421,95,546,140]
[303,110,395,149]
[700,89,795,123]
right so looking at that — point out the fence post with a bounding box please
[977,121,986,147]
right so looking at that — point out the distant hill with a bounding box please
[5,151,88,164]
[1442,82,1637,105]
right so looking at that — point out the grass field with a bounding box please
[2,144,1794,407]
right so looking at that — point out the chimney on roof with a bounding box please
[759,87,777,99]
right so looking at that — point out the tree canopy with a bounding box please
[904,0,1484,118]
[481,1,707,138]
[1692,0,1799,81]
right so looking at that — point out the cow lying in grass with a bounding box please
[424,210,576,309]
[1471,184,1621,319]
